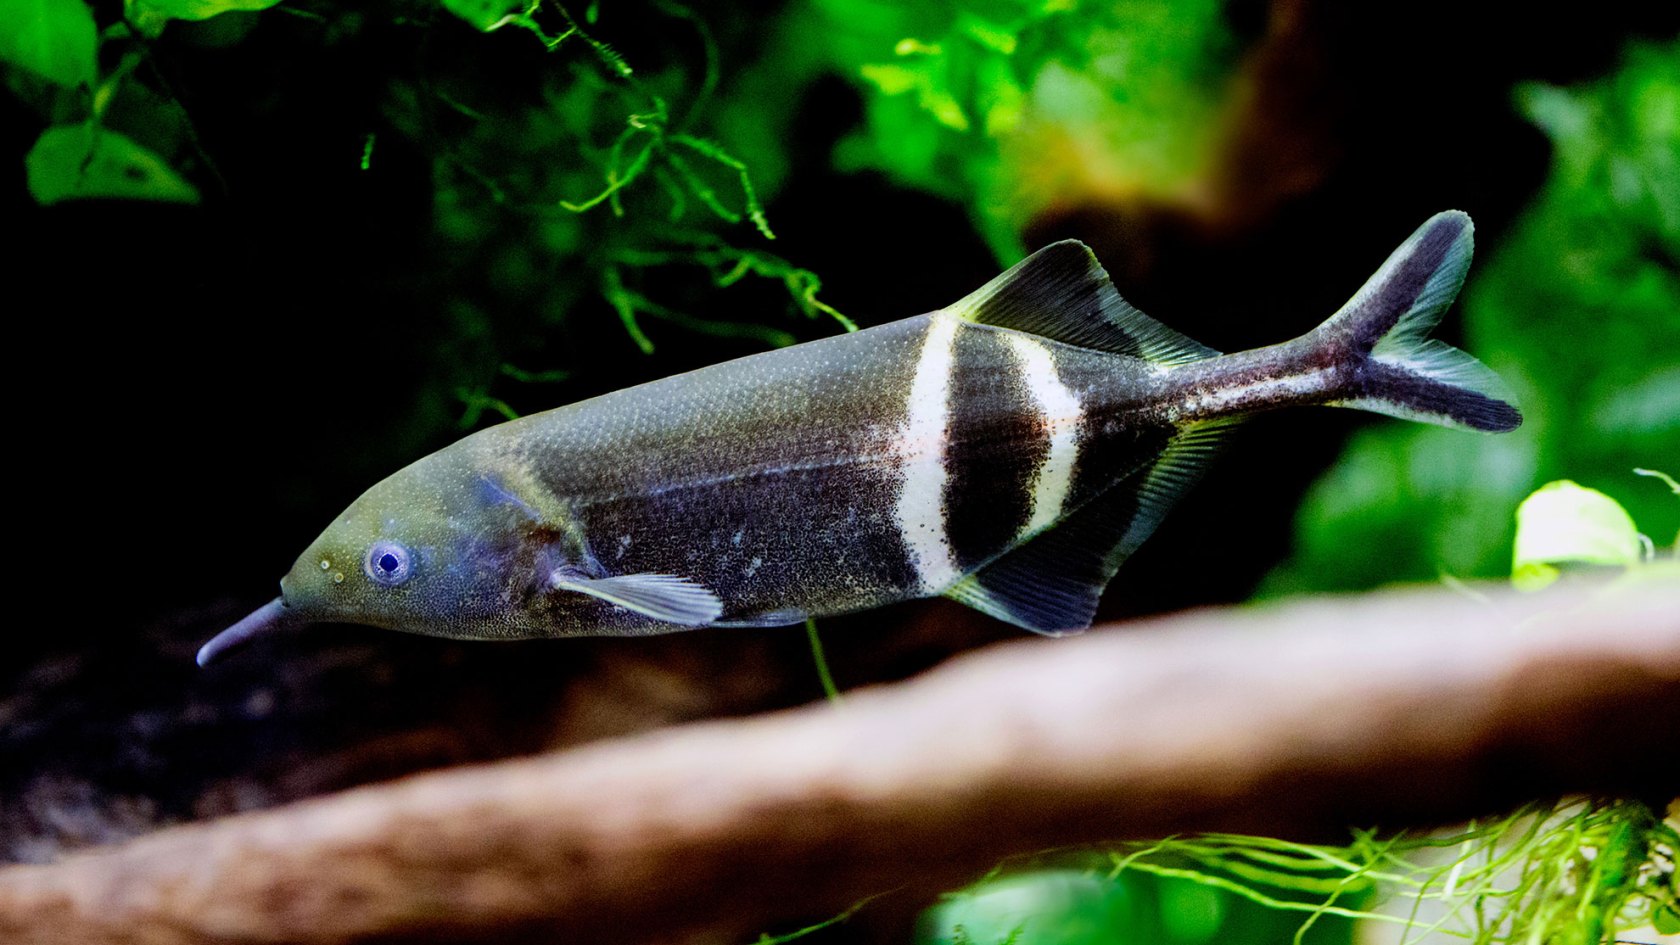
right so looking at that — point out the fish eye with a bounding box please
[364,541,412,586]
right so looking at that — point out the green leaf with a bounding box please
[123,0,282,31]
[860,63,919,97]
[439,0,525,32]
[919,85,969,132]
[1511,480,1642,591]
[25,123,200,205]
[0,0,96,88]
[918,870,1138,945]
[1653,905,1680,935]
[957,13,1017,55]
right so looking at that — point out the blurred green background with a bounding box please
[4,0,1676,942]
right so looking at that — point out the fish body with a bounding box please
[199,211,1520,664]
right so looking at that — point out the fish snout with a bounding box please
[195,595,306,667]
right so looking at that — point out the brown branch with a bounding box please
[2,583,1676,945]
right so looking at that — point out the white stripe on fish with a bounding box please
[895,312,963,592]
[1002,333,1083,537]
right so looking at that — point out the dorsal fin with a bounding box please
[946,240,1218,365]
[943,420,1233,634]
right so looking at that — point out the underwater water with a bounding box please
[3,0,1677,942]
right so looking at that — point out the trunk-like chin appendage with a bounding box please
[197,597,301,667]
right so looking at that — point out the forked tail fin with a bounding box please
[1314,210,1522,432]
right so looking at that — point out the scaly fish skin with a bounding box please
[199,211,1519,665]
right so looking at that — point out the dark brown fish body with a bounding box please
[199,211,1519,664]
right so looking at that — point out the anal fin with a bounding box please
[551,569,724,626]
[944,421,1233,634]
[712,608,810,629]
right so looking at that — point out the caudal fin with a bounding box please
[1315,210,1521,433]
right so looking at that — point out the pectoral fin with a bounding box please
[550,569,725,626]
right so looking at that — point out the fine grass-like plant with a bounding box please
[908,798,1678,945]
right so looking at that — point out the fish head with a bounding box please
[198,446,549,665]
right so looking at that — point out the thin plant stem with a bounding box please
[805,618,841,704]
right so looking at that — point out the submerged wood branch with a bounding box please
[2,584,1676,945]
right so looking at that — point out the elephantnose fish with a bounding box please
[199,210,1519,666]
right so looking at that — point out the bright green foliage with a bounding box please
[123,0,284,19]
[1511,480,1645,590]
[918,870,1137,945]
[124,0,282,18]
[837,0,1233,259]
[4,0,258,200]
[917,865,1358,945]
[9,0,844,379]
[720,0,1236,261]
[0,0,95,88]
[381,1,851,418]
[420,0,766,253]
[440,0,527,32]
[25,123,200,204]
[907,797,1668,945]
[1268,40,1680,594]
[1086,801,1680,945]
[1507,470,1679,591]
[123,0,285,37]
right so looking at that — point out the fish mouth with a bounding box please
[195,596,306,667]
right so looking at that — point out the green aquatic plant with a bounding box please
[448,0,776,239]
[1511,473,1678,590]
[24,121,199,203]
[903,760,1678,945]
[804,618,842,704]
[2,0,97,89]
[403,0,855,409]
[1090,799,1679,945]
[4,0,848,425]
[916,858,1360,945]
[717,0,1238,261]
[600,237,856,355]
[399,0,854,383]
[852,0,1236,260]
[4,0,200,203]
